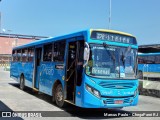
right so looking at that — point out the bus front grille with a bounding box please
[99,82,135,89]
[104,97,132,104]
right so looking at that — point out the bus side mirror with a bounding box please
[83,42,90,67]
[84,47,89,61]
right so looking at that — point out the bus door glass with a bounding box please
[35,47,42,89]
[66,41,77,102]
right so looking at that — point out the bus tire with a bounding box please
[55,84,66,108]
[111,107,123,110]
[20,75,25,90]
[116,107,123,110]
[138,71,143,79]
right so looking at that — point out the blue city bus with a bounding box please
[10,29,139,108]
[138,52,160,79]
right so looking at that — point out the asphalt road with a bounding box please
[0,68,160,120]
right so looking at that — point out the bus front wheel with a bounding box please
[20,75,25,90]
[55,84,66,108]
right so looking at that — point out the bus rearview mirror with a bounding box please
[84,47,89,61]
[83,42,90,67]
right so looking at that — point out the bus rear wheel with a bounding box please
[20,75,25,90]
[55,84,66,108]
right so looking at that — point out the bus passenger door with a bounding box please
[66,40,84,103]
[34,47,42,89]
[66,41,77,102]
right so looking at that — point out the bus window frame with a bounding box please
[43,43,53,62]
[155,55,160,64]
[138,55,157,64]
[12,50,18,62]
[53,40,66,63]
[17,49,22,62]
[22,48,28,62]
[28,47,34,62]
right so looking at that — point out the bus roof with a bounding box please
[13,29,136,50]
[138,44,160,53]
[13,30,87,50]
[138,52,160,56]
[90,29,135,37]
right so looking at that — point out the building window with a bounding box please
[43,44,52,61]
[53,41,66,62]
[28,47,34,62]
[22,48,28,62]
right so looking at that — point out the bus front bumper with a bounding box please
[82,89,139,108]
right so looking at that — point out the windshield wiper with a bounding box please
[103,42,115,61]
[121,46,131,67]
[103,43,116,76]
[123,46,131,61]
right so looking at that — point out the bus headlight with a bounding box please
[85,84,101,98]
[134,88,138,97]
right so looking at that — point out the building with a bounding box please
[0,33,48,67]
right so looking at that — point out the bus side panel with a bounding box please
[22,62,34,88]
[10,62,19,82]
[10,61,34,88]
[138,64,160,78]
[17,62,23,82]
[75,71,86,107]
[10,62,22,83]
[75,81,84,107]
[138,64,143,72]
[39,62,65,96]
[148,64,160,73]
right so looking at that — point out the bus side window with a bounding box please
[28,48,34,62]
[43,44,52,61]
[147,55,155,64]
[12,50,17,62]
[22,48,28,62]
[17,49,22,61]
[155,56,160,64]
[138,56,143,64]
[142,56,147,64]
[53,41,66,62]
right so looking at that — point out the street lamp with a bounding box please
[108,0,112,29]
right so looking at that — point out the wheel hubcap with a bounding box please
[20,78,23,88]
[56,88,63,101]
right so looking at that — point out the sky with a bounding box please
[0,0,160,45]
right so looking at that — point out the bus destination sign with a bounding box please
[91,31,137,45]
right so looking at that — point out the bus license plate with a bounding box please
[114,100,123,104]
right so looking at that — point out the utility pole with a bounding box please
[0,0,2,33]
[109,0,112,29]
[0,1,2,66]
[0,12,1,33]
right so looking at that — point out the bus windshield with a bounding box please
[85,44,137,79]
